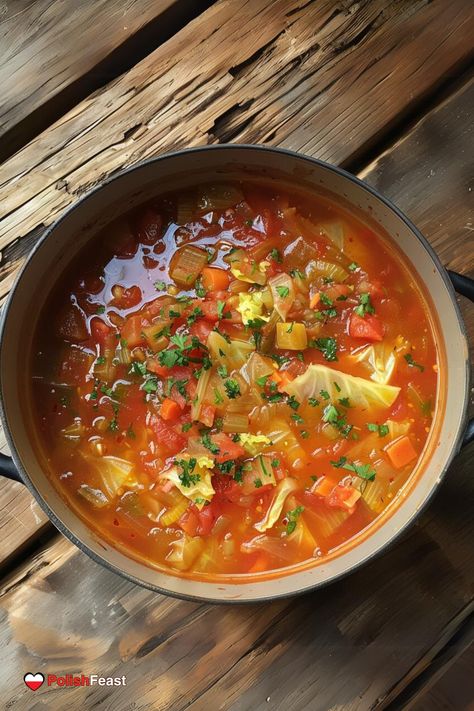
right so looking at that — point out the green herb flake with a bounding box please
[348,262,359,272]
[286,505,304,535]
[154,280,166,291]
[404,353,425,372]
[224,378,241,399]
[330,456,376,481]
[308,397,320,407]
[96,305,105,314]
[270,248,282,263]
[182,422,192,432]
[276,286,290,298]
[312,337,338,362]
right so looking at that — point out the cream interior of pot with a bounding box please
[0,147,468,601]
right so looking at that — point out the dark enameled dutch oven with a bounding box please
[0,146,472,602]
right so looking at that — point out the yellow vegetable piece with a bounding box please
[237,291,270,325]
[239,433,272,456]
[276,322,307,350]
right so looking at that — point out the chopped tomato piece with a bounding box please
[197,503,219,536]
[110,285,142,310]
[151,417,186,455]
[212,433,246,463]
[178,508,199,537]
[58,305,88,342]
[91,318,116,348]
[199,301,220,322]
[348,313,384,341]
[189,318,214,342]
[199,403,216,428]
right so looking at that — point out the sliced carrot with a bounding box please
[201,266,230,292]
[310,292,321,309]
[160,398,181,421]
[385,435,417,468]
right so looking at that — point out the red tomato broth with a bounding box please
[29,181,439,579]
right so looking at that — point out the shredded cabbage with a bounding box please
[161,455,215,509]
[350,342,397,384]
[207,331,255,370]
[254,477,298,532]
[282,363,400,410]
[269,273,295,319]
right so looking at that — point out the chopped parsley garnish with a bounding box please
[312,337,338,362]
[201,433,220,454]
[331,456,376,481]
[169,309,182,319]
[224,378,241,399]
[286,322,294,333]
[214,388,224,405]
[195,278,206,298]
[175,458,200,487]
[217,300,227,319]
[182,422,192,432]
[186,307,203,325]
[334,381,341,393]
[276,286,290,298]
[270,248,282,262]
[154,280,166,291]
[367,422,389,437]
[286,505,304,535]
[404,353,425,372]
[142,378,158,394]
[354,292,375,317]
[320,389,330,400]
[320,293,333,307]
[315,308,337,321]
[348,262,359,272]
[126,425,136,439]
[254,478,263,488]
[300,430,309,438]
[309,397,320,407]
[256,374,270,388]
[247,318,265,330]
[271,458,280,468]
[270,353,290,367]
[217,364,228,378]
[338,397,350,408]
[287,395,300,410]
[96,356,106,365]
[290,269,305,279]
[291,413,304,424]
[216,459,235,474]
[96,305,105,314]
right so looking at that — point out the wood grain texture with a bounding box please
[0,0,180,138]
[0,76,472,710]
[0,0,472,274]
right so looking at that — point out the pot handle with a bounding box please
[447,270,474,448]
[0,452,22,483]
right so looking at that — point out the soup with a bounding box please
[31,181,438,577]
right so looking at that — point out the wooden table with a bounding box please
[0,1,473,708]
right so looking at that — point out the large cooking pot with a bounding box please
[0,146,472,602]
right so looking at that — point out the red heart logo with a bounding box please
[24,672,44,691]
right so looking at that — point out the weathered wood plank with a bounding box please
[0,0,193,143]
[0,75,472,711]
[0,0,472,263]
[408,642,474,711]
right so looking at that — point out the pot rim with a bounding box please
[0,143,470,603]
